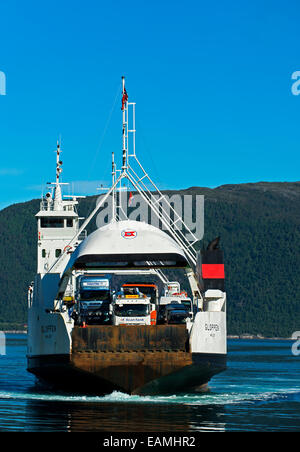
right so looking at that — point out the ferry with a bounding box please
[27,77,227,395]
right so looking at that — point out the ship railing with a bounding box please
[126,165,198,266]
[39,200,78,212]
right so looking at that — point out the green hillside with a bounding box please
[0,182,299,337]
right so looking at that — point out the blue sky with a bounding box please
[0,0,300,209]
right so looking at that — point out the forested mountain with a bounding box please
[0,181,299,337]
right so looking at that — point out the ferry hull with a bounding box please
[27,352,226,395]
[27,325,226,395]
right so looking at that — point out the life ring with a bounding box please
[63,245,73,253]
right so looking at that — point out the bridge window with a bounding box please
[55,249,62,258]
[66,219,73,227]
[41,217,64,228]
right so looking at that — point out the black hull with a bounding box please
[27,352,226,395]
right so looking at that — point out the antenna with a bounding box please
[112,151,116,221]
[121,76,128,170]
[56,141,63,184]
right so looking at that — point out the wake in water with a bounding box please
[1,339,300,431]
[0,388,299,407]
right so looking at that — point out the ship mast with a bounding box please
[111,151,116,222]
[51,77,200,285]
[122,76,128,170]
[53,141,63,210]
[56,141,62,183]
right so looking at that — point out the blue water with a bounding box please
[0,334,299,432]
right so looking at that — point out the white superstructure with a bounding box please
[35,143,85,275]
[27,143,86,357]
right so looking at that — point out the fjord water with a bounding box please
[0,334,299,432]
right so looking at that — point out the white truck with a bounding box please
[75,274,112,325]
[111,286,156,326]
[157,281,193,324]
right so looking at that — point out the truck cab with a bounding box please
[157,281,193,324]
[112,286,156,326]
[76,274,112,325]
[122,283,158,304]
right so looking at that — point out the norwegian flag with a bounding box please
[121,87,128,110]
[128,191,134,206]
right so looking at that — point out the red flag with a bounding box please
[121,88,128,110]
[128,191,134,206]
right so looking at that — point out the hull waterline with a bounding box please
[27,325,226,395]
